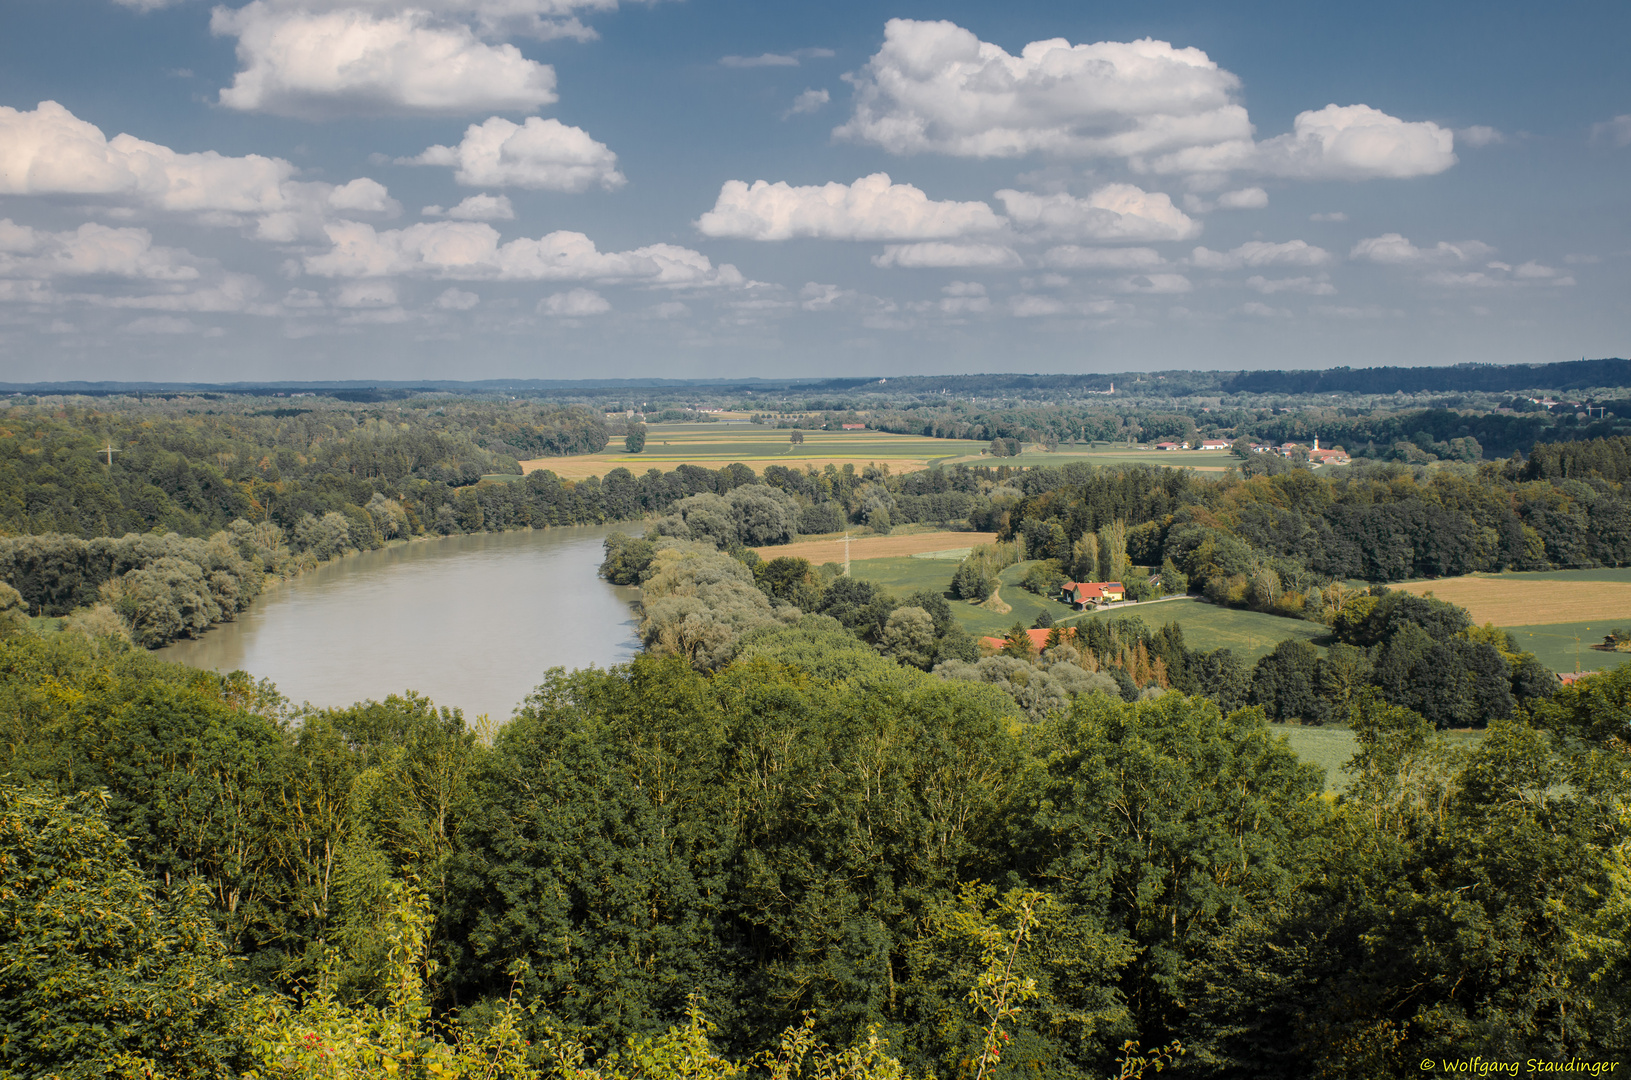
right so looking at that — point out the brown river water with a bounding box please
[157,525,641,722]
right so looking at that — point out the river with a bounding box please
[157,525,641,721]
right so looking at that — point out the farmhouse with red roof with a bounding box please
[979,626,1077,653]
[1061,581,1125,609]
[1306,437,1350,464]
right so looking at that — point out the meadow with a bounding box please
[1060,596,1330,662]
[1502,621,1631,675]
[846,555,1329,658]
[1276,725,1485,793]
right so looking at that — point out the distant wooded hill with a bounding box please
[3,357,1627,401]
[810,357,1631,397]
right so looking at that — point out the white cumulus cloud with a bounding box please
[212,2,560,117]
[0,219,201,282]
[1350,233,1494,264]
[1253,104,1456,180]
[837,21,1457,187]
[720,53,800,68]
[304,219,743,287]
[872,243,1022,269]
[1190,240,1331,270]
[696,173,1004,241]
[1215,186,1268,209]
[0,101,396,239]
[1513,261,1563,280]
[130,0,633,41]
[423,193,516,220]
[995,185,1199,242]
[1459,125,1505,148]
[835,19,1250,161]
[784,88,830,118]
[1425,262,1574,288]
[1149,103,1457,179]
[1113,273,1191,293]
[539,287,610,316]
[0,101,292,210]
[328,177,401,214]
[405,116,624,191]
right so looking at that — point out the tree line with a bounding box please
[3,610,1627,1077]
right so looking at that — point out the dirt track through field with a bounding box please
[753,531,998,564]
[1394,577,1631,627]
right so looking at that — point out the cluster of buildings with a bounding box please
[1153,439,1232,451]
[1156,436,1349,463]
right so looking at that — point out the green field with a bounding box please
[1502,621,1631,675]
[939,447,1240,471]
[627,424,988,465]
[846,557,1325,656]
[1275,725,1484,793]
[1469,567,1631,583]
[845,556,1080,637]
[1062,597,1328,662]
[1276,725,1358,792]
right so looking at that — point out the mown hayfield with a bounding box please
[844,555,962,599]
[1393,576,1631,627]
[754,530,996,564]
[520,425,988,480]
[1062,597,1328,663]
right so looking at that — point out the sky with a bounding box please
[0,0,1627,382]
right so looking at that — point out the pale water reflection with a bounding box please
[158,525,641,721]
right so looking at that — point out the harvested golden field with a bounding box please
[1394,577,1631,627]
[516,425,989,481]
[753,531,998,564]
